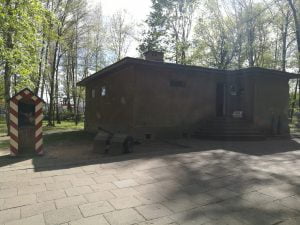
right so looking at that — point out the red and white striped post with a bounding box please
[9,88,44,156]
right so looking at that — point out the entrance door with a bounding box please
[216,83,226,117]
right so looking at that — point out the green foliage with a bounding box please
[0,0,51,91]
[190,0,294,70]
[140,0,198,63]
[139,0,168,53]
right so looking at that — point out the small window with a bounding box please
[170,80,186,88]
[101,86,106,96]
[91,89,95,98]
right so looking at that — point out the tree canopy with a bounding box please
[1,0,300,131]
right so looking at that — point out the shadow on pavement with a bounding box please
[0,131,300,224]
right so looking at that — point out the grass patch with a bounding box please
[43,121,88,146]
[0,119,85,149]
[0,117,7,136]
[0,117,9,149]
[44,130,94,146]
[0,140,9,149]
[43,120,84,132]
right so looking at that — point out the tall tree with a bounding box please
[108,10,134,62]
[140,0,198,64]
[191,0,288,69]
[90,3,106,71]
[287,0,300,114]
[0,0,47,133]
[59,0,87,124]
[191,0,239,69]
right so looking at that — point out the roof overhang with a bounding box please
[77,58,132,86]
[77,58,300,86]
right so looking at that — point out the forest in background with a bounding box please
[1,0,300,131]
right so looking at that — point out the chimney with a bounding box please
[143,50,164,62]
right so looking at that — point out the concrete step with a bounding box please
[192,133,266,141]
[193,118,265,141]
[194,130,262,135]
[204,121,254,126]
[197,127,258,131]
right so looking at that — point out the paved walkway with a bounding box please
[0,138,300,225]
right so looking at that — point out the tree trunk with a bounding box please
[4,61,11,136]
[41,41,49,98]
[35,40,46,95]
[48,39,59,126]
[4,0,13,135]
[282,12,290,71]
[55,49,62,124]
[290,79,299,121]
[287,0,300,107]
[247,26,255,67]
[66,54,72,112]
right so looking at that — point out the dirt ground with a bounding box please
[0,130,186,167]
[1,130,300,169]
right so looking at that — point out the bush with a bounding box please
[60,111,83,122]
[42,111,84,122]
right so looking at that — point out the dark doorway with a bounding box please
[18,100,35,127]
[18,99,35,153]
[216,83,226,117]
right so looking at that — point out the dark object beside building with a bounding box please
[93,127,134,155]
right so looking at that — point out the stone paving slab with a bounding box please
[169,208,212,225]
[29,177,54,185]
[240,191,276,205]
[0,188,17,199]
[46,181,73,191]
[136,203,173,220]
[0,208,20,224]
[79,201,114,217]
[37,190,66,202]
[18,184,46,196]
[55,195,87,208]
[65,186,93,197]
[279,217,300,225]
[84,190,115,202]
[3,194,36,209]
[110,187,140,197]
[43,206,82,225]
[137,216,178,225]
[0,198,4,210]
[109,196,142,209]
[5,214,45,225]
[134,192,167,204]
[113,179,139,188]
[90,182,117,192]
[70,215,110,225]
[93,175,119,184]
[21,201,56,218]
[277,196,300,212]
[257,184,297,199]
[71,177,96,187]
[161,198,198,213]
[104,208,145,225]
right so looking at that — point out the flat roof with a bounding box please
[77,57,300,86]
